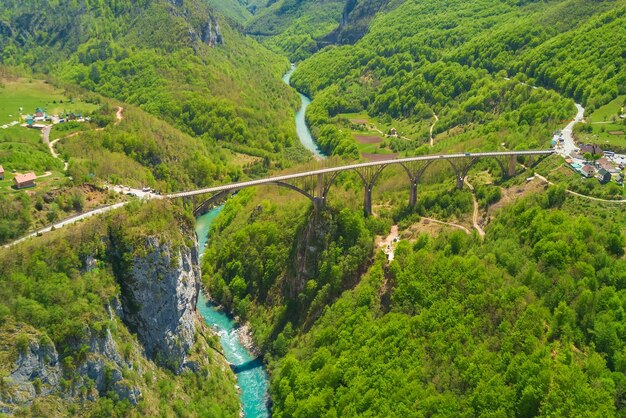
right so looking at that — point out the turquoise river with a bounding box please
[282,64,326,158]
[194,65,326,417]
[196,207,270,418]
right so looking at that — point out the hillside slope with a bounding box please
[289,0,626,157]
[0,201,239,416]
[245,0,398,61]
[0,0,303,161]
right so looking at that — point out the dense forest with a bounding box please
[1,0,626,416]
[204,179,626,416]
[290,0,626,157]
[0,0,304,162]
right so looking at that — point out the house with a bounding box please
[596,168,611,183]
[597,157,620,173]
[581,164,596,178]
[34,108,45,118]
[579,144,603,157]
[390,127,398,137]
[13,172,36,189]
[25,115,34,126]
[0,165,4,180]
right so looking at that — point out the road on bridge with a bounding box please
[168,150,554,199]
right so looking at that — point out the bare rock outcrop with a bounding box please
[111,234,201,374]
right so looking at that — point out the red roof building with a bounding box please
[581,164,596,178]
[13,172,36,189]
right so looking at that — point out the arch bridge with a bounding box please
[166,150,553,217]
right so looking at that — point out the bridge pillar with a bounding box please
[364,187,373,217]
[317,174,324,197]
[508,155,516,177]
[456,176,465,190]
[313,197,326,212]
[409,181,418,207]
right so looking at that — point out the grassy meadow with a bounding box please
[0,76,99,124]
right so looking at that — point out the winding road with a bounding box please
[557,103,585,157]
[534,172,626,204]
[44,106,125,172]
[3,202,129,248]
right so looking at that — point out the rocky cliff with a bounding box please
[0,207,213,413]
[0,320,141,414]
[112,234,202,374]
[0,201,239,416]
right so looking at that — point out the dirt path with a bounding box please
[429,113,438,147]
[44,107,122,172]
[37,171,52,178]
[43,126,70,172]
[115,106,124,124]
[376,224,399,261]
[421,217,471,234]
[463,179,486,238]
[534,173,626,203]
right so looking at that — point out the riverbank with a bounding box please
[196,207,270,418]
[282,64,326,159]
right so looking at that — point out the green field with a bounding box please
[587,95,626,123]
[0,77,99,125]
[0,125,64,177]
[0,169,67,194]
[576,122,626,149]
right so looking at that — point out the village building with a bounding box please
[581,164,596,178]
[34,107,45,118]
[579,144,604,157]
[0,165,4,180]
[596,168,612,183]
[13,172,36,189]
[390,127,398,137]
[597,157,621,174]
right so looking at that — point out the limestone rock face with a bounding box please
[5,338,61,405]
[202,18,224,47]
[0,327,140,414]
[115,236,201,374]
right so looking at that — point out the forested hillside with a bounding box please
[290,0,626,156]
[245,0,398,61]
[204,178,626,416]
[0,0,303,160]
[0,201,240,416]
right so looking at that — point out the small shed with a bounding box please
[0,165,4,180]
[14,172,36,189]
[596,168,611,183]
[390,127,398,137]
[34,108,45,118]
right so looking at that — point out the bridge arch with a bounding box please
[193,181,317,216]
[454,155,511,189]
